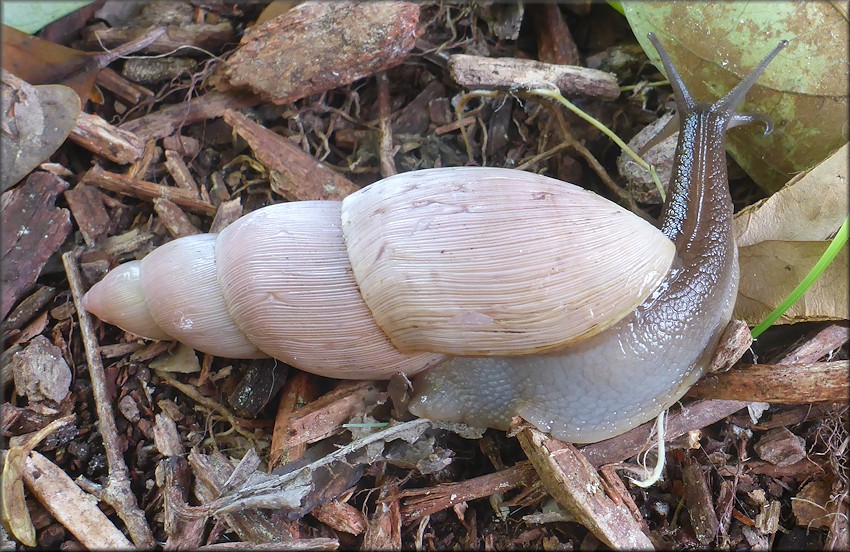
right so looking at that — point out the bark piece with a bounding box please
[228,360,288,418]
[269,371,319,470]
[753,427,807,467]
[362,478,402,550]
[11,335,71,404]
[209,198,243,234]
[1,172,72,318]
[277,381,387,452]
[215,1,419,105]
[682,454,720,544]
[68,111,145,164]
[190,451,290,544]
[449,55,620,99]
[64,184,110,247]
[580,399,749,468]
[223,110,360,200]
[688,361,848,403]
[164,150,201,197]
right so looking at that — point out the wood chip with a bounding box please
[310,499,366,535]
[223,110,360,200]
[682,453,720,544]
[215,2,419,105]
[277,381,387,451]
[68,111,145,164]
[517,426,654,549]
[153,197,202,238]
[2,286,56,334]
[753,427,807,466]
[1,172,72,318]
[11,335,71,403]
[64,184,110,246]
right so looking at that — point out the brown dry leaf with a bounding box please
[1,447,36,547]
[1,71,80,192]
[1,24,103,101]
[735,144,848,247]
[792,478,835,529]
[735,240,848,325]
[149,344,200,374]
[256,0,302,25]
[623,2,849,192]
[731,144,848,326]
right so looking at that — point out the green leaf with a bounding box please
[622,1,849,192]
[2,1,93,34]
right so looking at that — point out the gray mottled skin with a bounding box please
[409,35,786,443]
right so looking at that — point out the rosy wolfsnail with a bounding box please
[83,35,786,443]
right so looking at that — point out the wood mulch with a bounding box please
[2,2,847,550]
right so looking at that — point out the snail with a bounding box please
[83,35,786,443]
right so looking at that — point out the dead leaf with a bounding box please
[150,343,200,374]
[1,447,36,547]
[734,240,848,325]
[735,144,848,246]
[1,71,80,192]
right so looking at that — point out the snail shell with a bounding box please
[84,167,675,378]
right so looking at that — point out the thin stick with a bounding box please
[62,251,155,548]
[375,71,397,177]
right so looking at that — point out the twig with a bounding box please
[62,251,155,548]
[375,71,397,177]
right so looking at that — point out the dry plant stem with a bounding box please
[91,26,168,67]
[517,426,654,549]
[154,370,259,441]
[82,164,217,214]
[375,71,397,177]
[195,540,339,551]
[448,55,620,99]
[96,67,154,105]
[688,361,849,403]
[120,91,260,141]
[62,251,154,548]
[86,23,234,56]
[68,112,145,164]
[396,461,537,522]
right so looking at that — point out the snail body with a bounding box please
[84,36,786,442]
